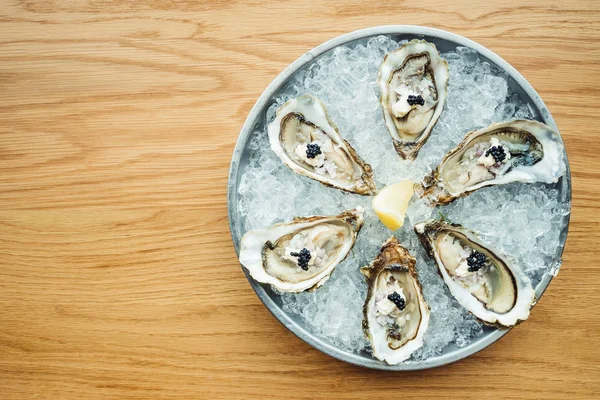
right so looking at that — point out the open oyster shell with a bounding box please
[377,39,449,160]
[415,220,535,327]
[361,237,430,364]
[268,95,376,195]
[239,207,364,293]
[415,119,566,206]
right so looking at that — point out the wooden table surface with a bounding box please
[1,1,599,399]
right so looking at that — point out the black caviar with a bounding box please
[407,94,425,106]
[306,143,322,159]
[290,248,311,271]
[466,250,487,272]
[485,145,507,163]
[387,292,406,311]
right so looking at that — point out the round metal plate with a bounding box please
[227,25,571,370]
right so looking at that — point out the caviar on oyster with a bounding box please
[377,39,449,160]
[415,221,535,327]
[239,207,364,293]
[361,237,429,364]
[416,120,565,206]
[447,136,515,192]
[268,95,376,195]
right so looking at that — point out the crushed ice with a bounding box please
[237,36,570,361]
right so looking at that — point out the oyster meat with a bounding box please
[239,207,364,293]
[415,120,566,206]
[377,39,449,160]
[268,95,376,195]
[361,237,430,364]
[415,220,535,327]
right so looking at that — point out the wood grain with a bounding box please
[1,0,599,398]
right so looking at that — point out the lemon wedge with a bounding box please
[372,180,415,230]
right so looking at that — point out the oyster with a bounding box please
[416,120,565,206]
[377,39,449,160]
[239,207,364,293]
[361,237,429,364]
[268,95,376,195]
[415,220,535,327]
